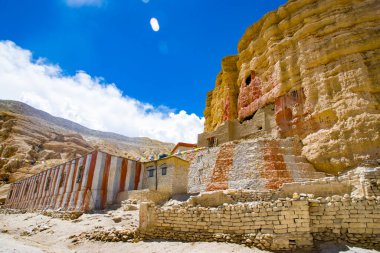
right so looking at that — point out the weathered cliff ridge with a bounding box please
[0,100,173,185]
[203,0,380,174]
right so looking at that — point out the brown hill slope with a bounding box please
[0,100,173,186]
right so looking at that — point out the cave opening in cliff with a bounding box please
[245,75,251,86]
[240,110,256,123]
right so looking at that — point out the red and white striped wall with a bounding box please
[4,150,143,212]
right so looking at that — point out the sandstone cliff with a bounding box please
[203,0,380,174]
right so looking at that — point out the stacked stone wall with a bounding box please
[140,196,380,250]
[225,189,273,202]
[140,199,313,250]
[278,166,380,198]
[310,196,380,249]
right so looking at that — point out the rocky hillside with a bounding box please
[203,0,380,174]
[0,100,173,184]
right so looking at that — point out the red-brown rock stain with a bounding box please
[261,140,293,189]
[206,143,235,191]
[275,88,320,138]
[237,71,262,120]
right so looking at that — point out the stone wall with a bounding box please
[189,137,325,193]
[277,166,380,198]
[310,196,380,249]
[140,199,313,250]
[139,196,380,250]
[198,104,276,147]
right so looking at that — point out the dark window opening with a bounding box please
[45,177,51,191]
[258,126,263,130]
[76,165,84,183]
[59,172,66,188]
[148,169,154,177]
[34,180,39,193]
[161,167,167,176]
[289,240,296,245]
[24,183,29,195]
[245,75,251,86]
[240,113,254,123]
[291,90,298,99]
[207,137,218,147]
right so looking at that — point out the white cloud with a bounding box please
[0,41,204,144]
[66,0,104,7]
[150,17,160,32]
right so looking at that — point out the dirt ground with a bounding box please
[0,209,378,253]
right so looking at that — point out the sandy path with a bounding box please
[0,233,44,253]
[0,211,268,253]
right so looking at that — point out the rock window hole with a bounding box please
[245,75,251,86]
[291,90,298,99]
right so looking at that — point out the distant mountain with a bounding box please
[0,100,173,184]
[0,100,168,145]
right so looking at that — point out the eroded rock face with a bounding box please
[203,0,380,174]
[204,55,239,132]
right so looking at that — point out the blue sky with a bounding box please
[0,0,287,143]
